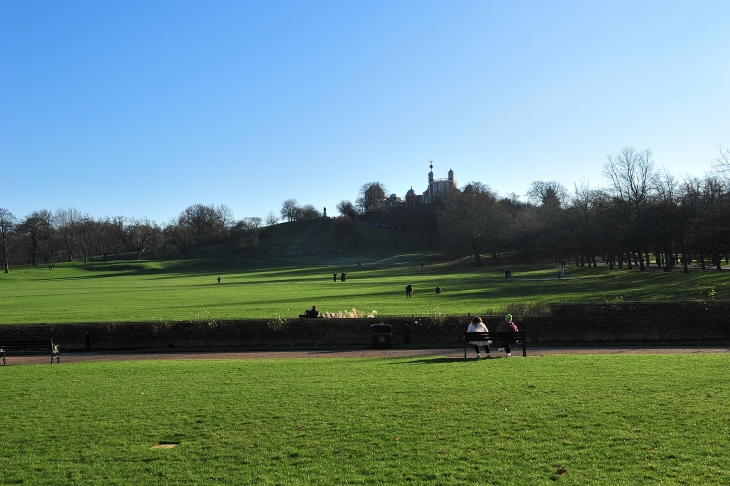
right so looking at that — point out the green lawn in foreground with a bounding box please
[1,255,728,323]
[1,355,728,484]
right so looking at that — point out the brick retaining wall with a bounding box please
[1,302,728,350]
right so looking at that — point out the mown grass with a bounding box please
[1,254,729,323]
[1,355,728,484]
[1,221,728,324]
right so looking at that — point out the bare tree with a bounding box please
[511,204,540,264]
[527,181,569,208]
[77,215,98,262]
[563,181,602,267]
[280,199,300,222]
[230,219,260,253]
[55,208,82,262]
[647,169,684,271]
[0,208,18,273]
[689,176,730,270]
[35,210,56,263]
[181,204,227,241]
[265,211,279,226]
[98,216,126,261]
[336,200,357,219]
[163,217,196,258]
[603,147,657,270]
[18,210,54,265]
[710,144,730,185]
[127,218,160,260]
[356,182,387,213]
[524,182,568,260]
[242,217,262,229]
[216,204,235,229]
[112,217,128,260]
[437,182,510,266]
[300,204,321,220]
[668,176,706,273]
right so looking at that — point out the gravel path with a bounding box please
[4,345,729,366]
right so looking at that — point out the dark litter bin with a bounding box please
[371,324,392,349]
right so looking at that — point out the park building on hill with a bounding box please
[405,163,458,207]
[386,193,403,208]
[423,163,457,203]
[363,162,459,211]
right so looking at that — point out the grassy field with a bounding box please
[1,220,728,324]
[1,354,728,485]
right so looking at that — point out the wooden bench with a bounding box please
[0,340,60,365]
[464,332,526,358]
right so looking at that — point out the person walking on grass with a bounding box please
[217,276,221,286]
[405,284,413,297]
[467,316,491,358]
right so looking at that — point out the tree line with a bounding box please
[437,146,730,271]
[4,145,729,274]
[328,147,730,272]
[0,204,261,272]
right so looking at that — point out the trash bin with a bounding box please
[371,324,392,349]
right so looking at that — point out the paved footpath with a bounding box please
[4,345,730,366]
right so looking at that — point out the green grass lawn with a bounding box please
[1,221,728,324]
[1,254,728,324]
[1,354,728,484]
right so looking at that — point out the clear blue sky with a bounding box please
[2,1,729,223]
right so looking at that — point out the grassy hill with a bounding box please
[169,219,439,265]
[248,219,438,261]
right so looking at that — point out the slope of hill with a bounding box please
[246,219,438,263]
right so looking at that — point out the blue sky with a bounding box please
[2,1,729,223]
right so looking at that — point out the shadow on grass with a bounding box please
[398,357,473,365]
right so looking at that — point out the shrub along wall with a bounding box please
[1,302,728,350]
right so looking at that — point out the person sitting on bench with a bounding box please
[497,314,518,357]
[305,305,319,318]
[467,316,491,358]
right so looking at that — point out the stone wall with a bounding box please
[1,302,728,350]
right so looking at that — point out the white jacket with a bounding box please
[467,322,490,345]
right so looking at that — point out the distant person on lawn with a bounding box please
[405,284,413,297]
[467,316,491,358]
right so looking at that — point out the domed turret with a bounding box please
[428,161,434,182]
[406,186,415,196]
[448,168,454,181]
